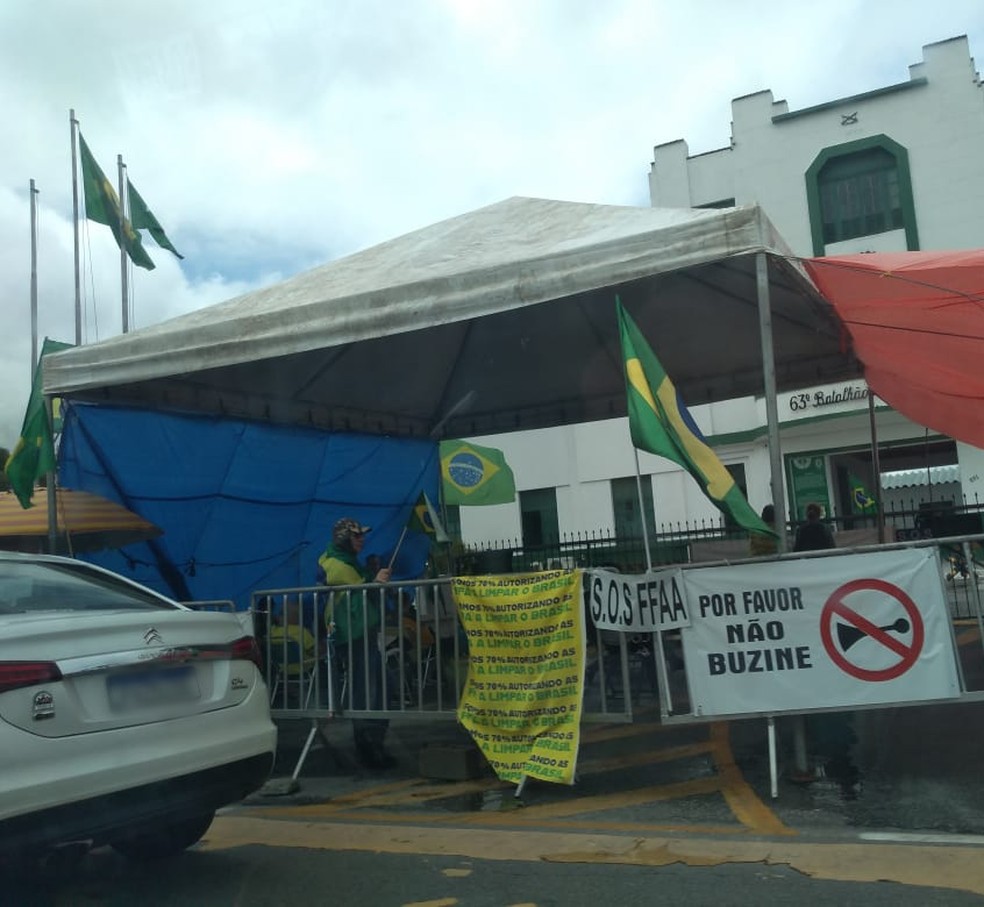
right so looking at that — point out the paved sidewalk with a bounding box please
[246,692,984,839]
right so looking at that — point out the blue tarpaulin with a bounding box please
[58,403,440,609]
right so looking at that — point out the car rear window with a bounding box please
[0,560,176,613]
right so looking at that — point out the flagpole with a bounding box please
[633,446,673,717]
[117,155,129,334]
[438,488,455,576]
[436,450,456,576]
[387,525,409,571]
[29,179,38,375]
[632,449,653,572]
[45,396,58,554]
[69,110,81,345]
[32,182,59,554]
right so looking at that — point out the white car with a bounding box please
[0,552,276,861]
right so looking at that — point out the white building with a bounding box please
[457,36,984,552]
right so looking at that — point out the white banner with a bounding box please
[583,569,690,633]
[680,548,959,716]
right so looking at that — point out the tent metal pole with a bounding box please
[868,389,886,543]
[757,253,808,776]
[755,253,788,551]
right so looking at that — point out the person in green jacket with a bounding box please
[318,517,394,770]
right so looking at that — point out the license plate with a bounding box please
[106,666,201,712]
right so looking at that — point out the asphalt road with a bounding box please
[13,693,984,906]
[10,625,984,904]
[7,835,984,907]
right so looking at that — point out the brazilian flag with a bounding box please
[78,133,155,270]
[440,440,516,506]
[849,473,877,513]
[407,491,448,542]
[4,339,73,509]
[616,297,775,537]
[128,177,183,259]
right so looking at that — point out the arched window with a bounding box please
[806,135,918,255]
[818,147,902,243]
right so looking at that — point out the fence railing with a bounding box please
[462,496,984,578]
[250,578,640,780]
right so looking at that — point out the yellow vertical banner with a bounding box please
[453,570,585,784]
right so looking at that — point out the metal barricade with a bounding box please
[251,576,637,780]
[251,580,638,719]
[251,579,471,721]
[246,538,984,789]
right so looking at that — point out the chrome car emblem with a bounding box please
[143,627,163,645]
[33,690,55,721]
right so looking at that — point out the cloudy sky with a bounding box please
[1,0,982,448]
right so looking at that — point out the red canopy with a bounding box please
[806,251,984,449]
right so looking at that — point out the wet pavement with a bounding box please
[253,677,984,841]
[240,623,984,843]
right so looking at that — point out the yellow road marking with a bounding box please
[324,777,426,803]
[709,722,793,837]
[577,741,712,774]
[580,721,671,744]
[256,776,725,826]
[455,776,723,824]
[261,778,508,817]
[261,741,713,822]
[256,807,745,838]
[263,721,781,837]
[253,808,455,823]
[202,814,984,896]
[497,818,743,836]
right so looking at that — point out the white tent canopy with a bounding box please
[44,197,858,438]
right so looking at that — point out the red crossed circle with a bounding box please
[819,578,924,681]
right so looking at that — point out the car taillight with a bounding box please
[0,661,63,694]
[191,637,263,669]
[229,636,262,670]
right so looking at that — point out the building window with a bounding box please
[611,476,656,540]
[520,488,559,548]
[818,148,902,244]
[805,134,919,255]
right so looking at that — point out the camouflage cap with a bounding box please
[333,517,371,546]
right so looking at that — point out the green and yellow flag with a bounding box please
[849,472,877,514]
[127,177,183,259]
[78,133,155,271]
[440,440,516,506]
[616,298,775,537]
[407,491,449,542]
[4,339,73,509]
